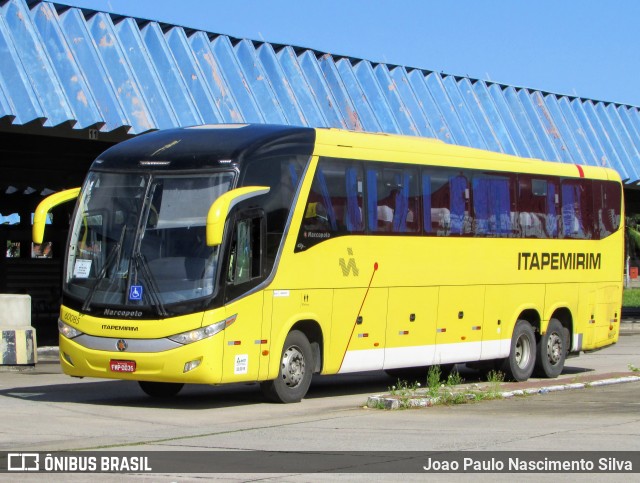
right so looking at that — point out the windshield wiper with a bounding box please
[82,239,123,312]
[133,252,168,317]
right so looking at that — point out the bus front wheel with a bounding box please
[500,320,536,382]
[534,318,567,378]
[138,381,184,398]
[261,330,313,403]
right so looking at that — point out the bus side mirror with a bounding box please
[206,186,269,246]
[32,187,81,244]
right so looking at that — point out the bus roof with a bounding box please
[313,127,621,182]
[90,124,620,183]
[92,124,315,171]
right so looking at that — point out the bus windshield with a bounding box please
[64,171,235,310]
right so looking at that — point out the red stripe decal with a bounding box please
[576,164,584,178]
[339,262,378,370]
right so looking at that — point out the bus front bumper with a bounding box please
[58,334,225,385]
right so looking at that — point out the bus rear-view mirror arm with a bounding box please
[33,187,81,244]
[206,186,270,246]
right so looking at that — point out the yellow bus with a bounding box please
[34,124,624,403]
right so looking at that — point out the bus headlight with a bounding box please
[168,314,237,345]
[58,320,83,339]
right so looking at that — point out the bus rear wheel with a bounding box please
[138,381,184,398]
[534,318,567,378]
[261,330,313,403]
[500,320,536,382]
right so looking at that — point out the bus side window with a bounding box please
[428,169,451,236]
[594,180,621,238]
[300,158,363,235]
[449,173,470,235]
[561,179,593,239]
[227,216,263,286]
[472,174,512,236]
[366,164,419,234]
[517,176,544,238]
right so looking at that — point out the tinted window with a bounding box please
[366,164,420,234]
[241,154,308,267]
[593,180,622,237]
[472,173,514,236]
[296,158,364,251]
[518,175,560,238]
[294,156,621,250]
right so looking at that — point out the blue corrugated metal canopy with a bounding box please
[3,0,640,184]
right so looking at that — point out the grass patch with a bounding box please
[623,289,640,308]
[484,369,505,398]
[378,366,507,409]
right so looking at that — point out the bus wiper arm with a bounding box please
[82,240,122,312]
[134,252,168,317]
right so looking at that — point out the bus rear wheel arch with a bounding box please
[500,319,536,381]
[261,330,314,403]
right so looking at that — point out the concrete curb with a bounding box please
[367,375,640,410]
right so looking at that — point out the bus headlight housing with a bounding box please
[168,314,237,345]
[58,319,83,339]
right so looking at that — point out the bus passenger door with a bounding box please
[221,213,266,383]
[331,288,388,373]
[434,286,485,364]
[384,287,438,370]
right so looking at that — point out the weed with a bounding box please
[628,363,639,372]
[373,364,508,409]
[426,365,442,397]
[388,379,422,408]
[484,370,505,399]
[389,379,421,396]
[445,369,464,387]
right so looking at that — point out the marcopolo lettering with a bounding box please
[518,252,601,271]
[103,308,143,318]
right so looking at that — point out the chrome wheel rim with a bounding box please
[546,332,563,365]
[281,345,305,388]
[515,333,532,369]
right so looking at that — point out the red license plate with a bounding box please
[110,360,136,373]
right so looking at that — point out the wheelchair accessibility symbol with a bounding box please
[129,285,143,301]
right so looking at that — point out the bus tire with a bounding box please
[138,381,184,398]
[500,320,536,382]
[261,330,313,403]
[534,318,567,378]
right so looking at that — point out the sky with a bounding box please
[53,0,640,107]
